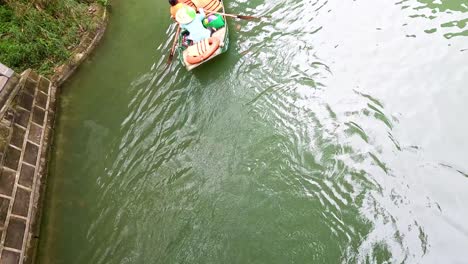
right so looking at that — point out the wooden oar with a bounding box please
[167,26,181,65]
[209,11,260,21]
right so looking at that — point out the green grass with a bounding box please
[0,0,99,76]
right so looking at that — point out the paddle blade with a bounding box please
[167,53,174,65]
[236,15,260,20]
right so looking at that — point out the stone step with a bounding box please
[0,63,14,78]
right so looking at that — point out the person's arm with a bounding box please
[198,8,205,20]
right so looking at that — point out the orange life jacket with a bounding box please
[170,0,197,18]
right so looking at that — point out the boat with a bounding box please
[176,0,229,71]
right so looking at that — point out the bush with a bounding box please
[0,0,97,75]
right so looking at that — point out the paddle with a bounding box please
[209,11,260,21]
[167,25,181,65]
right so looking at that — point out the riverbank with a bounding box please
[0,1,108,263]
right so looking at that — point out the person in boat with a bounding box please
[169,0,197,19]
[169,0,180,19]
[175,5,211,43]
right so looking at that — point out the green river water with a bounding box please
[36,0,468,263]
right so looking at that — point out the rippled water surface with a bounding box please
[37,0,468,263]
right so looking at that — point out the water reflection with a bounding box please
[37,0,468,263]
[397,0,468,39]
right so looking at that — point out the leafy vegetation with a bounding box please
[0,0,100,75]
[96,0,108,7]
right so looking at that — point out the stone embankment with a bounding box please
[0,63,56,264]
